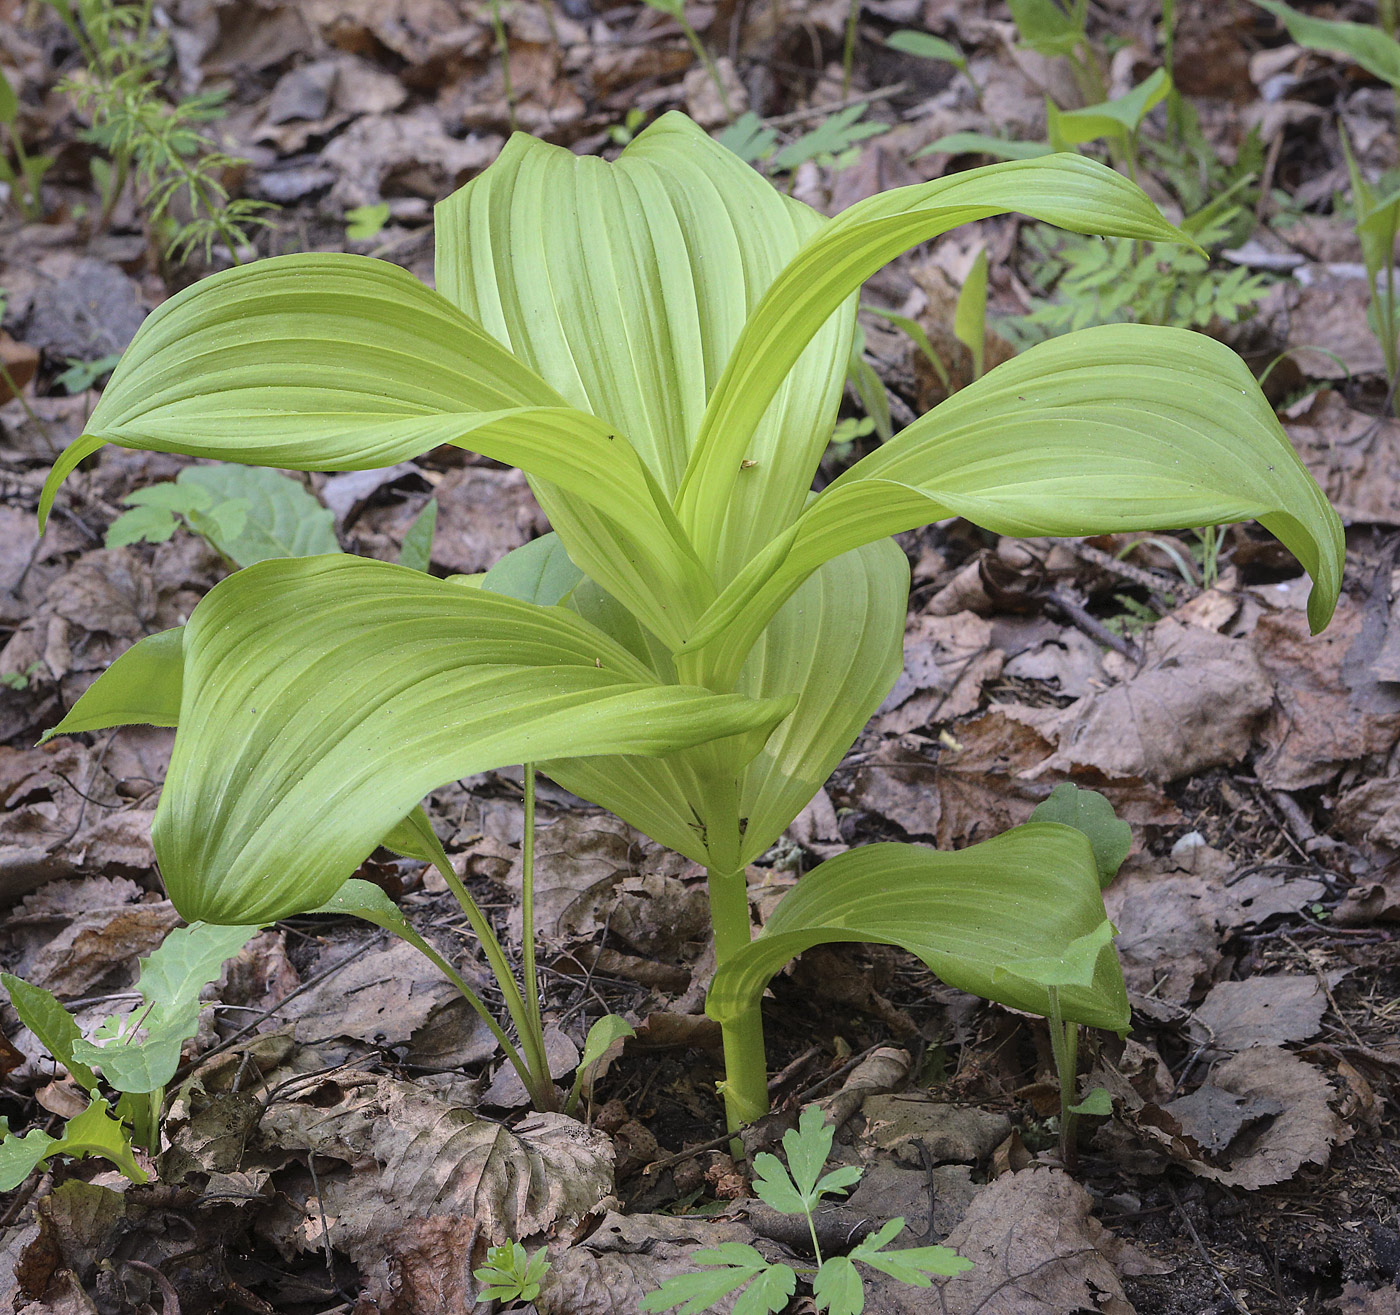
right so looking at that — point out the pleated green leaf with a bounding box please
[40,627,183,743]
[676,152,1192,568]
[153,554,793,924]
[706,825,1129,1034]
[547,540,906,868]
[38,254,709,647]
[686,322,1344,677]
[436,113,854,581]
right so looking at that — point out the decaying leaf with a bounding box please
[1191,975,1333,1051]
[257,1071,614,1263]
[874,611,1005,734]
[1187,1045,1346,1189]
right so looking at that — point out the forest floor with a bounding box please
[3,0,1400,1311]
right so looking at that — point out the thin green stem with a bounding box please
[430,854,558,1111]
[521,763,543,1048]
[841,0,859,98]
[489,0,518,132]
[1046,986,1081,1169]
[806,1207,824,1266]
[677,16,732,121]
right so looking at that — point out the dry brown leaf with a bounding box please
[1189,1045,1345,1188]
[900,1167,1170,1314]
[1253,596,1400,790]
[1162,1084,1283,1155]
[1334,864,1400,925]
[1286,390,1400,527]
[258,1071,614,1261]
[861,1093,1011,1165]
[1192,975,1329,1050]
[873,611,1005,734]
[44,549,156,640]
[536,1212,782,1315]
[421,466,549,575]
[1288,274,1390,380]
[1032,619,1272,784]
[1328,1281,1400,1313]
[279,937,460,1045]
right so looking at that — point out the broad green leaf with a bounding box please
[687,322,1344,673]
[153,555,793,923]
[381,807,453,869]
[482,533,584,606]
[399,496,438,573]
[1069,1086,1113,1116]
[1048,70,1171,149]
[886,31,966,71]
[1030,783,1130,886]
[72,1012,194,1094]
[105,503,182,548]
[136,922,260,1019]
[0,1129,57,1191]
[578,1014,635,1074]
[38,253,709,648]
[811,1256,864,1315]
[676,153,1192,571]
[0,973,97,1092]
[549,540,906,868]
[1255,0,1400,88]
[953,246,988,380]
[179,465,339,565]
[707,824,1130,1034]
[39,627,184,743]
[914,132,1054,161]
[435,112,854,582]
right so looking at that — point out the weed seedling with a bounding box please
[474,1241,552,1307]
[641,1106,971,1313]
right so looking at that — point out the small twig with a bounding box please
[122,1261,181,1315]
[1045,586,1142,662]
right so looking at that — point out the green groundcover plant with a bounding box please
[39,112,1343,1133]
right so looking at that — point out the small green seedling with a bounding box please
[345,202,391,242]
[641,1106,971,1314]
[0,921,257,1172]
[0,65,54,220]
[55,353,123,396]
[566,1014,636,1115]
[474,1240,552,1306]
[643,0,732,121]
[609,108,649,147]
[1,661,44,691]
[106,465,338,566]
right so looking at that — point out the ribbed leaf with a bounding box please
[676,153,1191,569]
[546,541,905,868]
[436,113,854,581]
[40,627,183,743]
[153,555,793,923]
[706,825,1130,1034]
[686,322,1344,679]
[39,254,709,647]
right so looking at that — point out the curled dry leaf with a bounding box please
[257,1071,613,1261]
[1186,1045,1346,1189]
[1191,975,1333,1051]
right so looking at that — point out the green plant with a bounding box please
[474,1240,552,1306]
[641,1105,971,1313]
[0,921,256,1183]
[346,202,391,242]
[1,660,44,691]
[38,113,1344,1136]
[719,105,889,178]
[55,353,123,396]
[0,66,54,219]
[644,0,731,121]
[48,0,274,262]
[609,108,649,146]
[886,30,978,102]
[106,465,339,565]
[1007,0,1105,104]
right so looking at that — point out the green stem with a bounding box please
[1046,986,1080,1169]
[708,864,769,1135]
[489,0,518,132]
[431,854,558,1111]
[841,0,859,99]
[678,16,732,121]
[521,763,543,1048]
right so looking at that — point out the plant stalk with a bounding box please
[707,864,769,1136]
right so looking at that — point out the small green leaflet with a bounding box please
[717,112,778,164]
[473,1241,551,1304]
[346,201,391,241]
[885,31,966,72]
[772,104,888,172]
[1069,1086,1114,1116]
[481,533,584,606]
[106,465,338,566]
[1028,783,1131,887]
[753,1106,862,1217]
[399,497,438,573]
[639,1244,797,1315]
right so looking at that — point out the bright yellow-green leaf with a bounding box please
[40,627,183,743]
[154,554,793,923]
[707,825,1129,1035]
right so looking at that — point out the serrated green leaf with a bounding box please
[733,1264,798,1315]
[153,555,793,923]
[48,1097,146,1184]
[482,533,584,606]
[123,481,213,514]
[639,1249,771,1314]
[708,824,1128,1034]
[104,504,180,549]
[71,1009,193,1094]
[812,1256,864,1315]
[0,973,97,1092]
[40,627,183,744]
[177,466,338,565]
[0,1128,57,1190]
[1029,783,1130,886]
[399,497,438,573]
